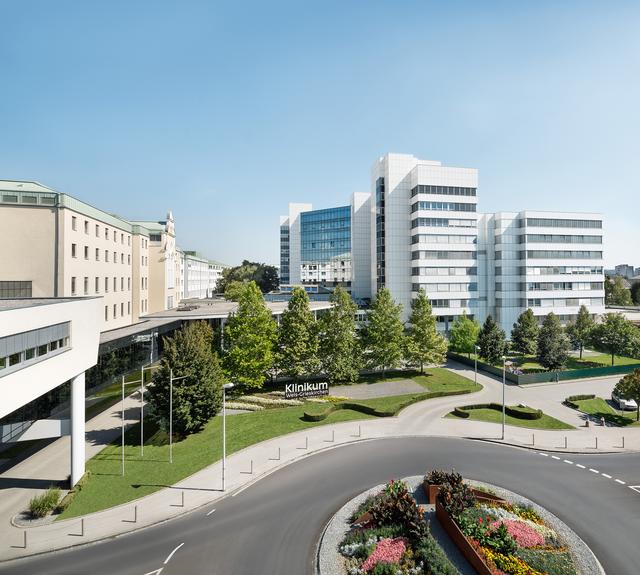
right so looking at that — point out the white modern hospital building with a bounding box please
[280,153,605,332]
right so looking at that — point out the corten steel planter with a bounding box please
[423,482,506,505]
[435,499,493,575]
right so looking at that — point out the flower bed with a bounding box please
[338,479,459,575]
[434,470,579,575]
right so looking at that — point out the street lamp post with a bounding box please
[501,356,507,440]
[169,369,188,464]
[222,383,235,491]
[474,345,479,385]
[121,375,125,476]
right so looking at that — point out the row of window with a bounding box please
[524,218,602,229]
[527,298,604,307]
[411,185,477,197]
[413,283,478,292]
[70,275,139,295]
[527,282,603,291]
[71,244,132,265]
[523,234,602,244]
[411,218,476,229]
[411,251,476,260]
[411,234,476,245]
[526,266,603,275]
[0,281,32,298]
[104,302,131,321]
[411,267,478,276]
[70,216,150,248]
[0,337,69,372]
[525,250,602,259]
[411,201,476,213]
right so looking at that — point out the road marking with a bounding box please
[602,473,612,479]
[615,479,626,485]
[563,460,573,464]
[143,570,163,575]
[589,468,599,474]
[630,485,640,493]
[551,455,561,460]
[164,542,184,565]
[206,508,216,517]
[539,453,549,457]
[576,464,586,469]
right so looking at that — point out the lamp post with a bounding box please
[169,369,188,464]
[222,382,235,491]
[139,362,160,457]
[501,356,507,440]
[474,345,479,385]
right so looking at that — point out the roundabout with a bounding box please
[1,437,639,575]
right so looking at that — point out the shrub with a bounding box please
[437,472,476,518]
[415,533,460,575]
[369,480,428,543]
[424,469,458,485]
[29,487,61,518]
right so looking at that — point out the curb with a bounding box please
[470,436,640,455]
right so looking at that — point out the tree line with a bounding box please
[448,305,640,370]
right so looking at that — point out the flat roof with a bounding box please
[0,297,96,311]
[99,317,180,346]
[145,298,332,320]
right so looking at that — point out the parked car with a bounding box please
[612,390,638,411]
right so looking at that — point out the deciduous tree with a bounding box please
[536,312,570,371]
[448,312,480,358]
[364,288,405,377]
[510,308,539,356]
[565,305,595,359]
[477,315,507,365]
[405,289,447,373]
[615,369,640,421]
[590,313,638,366]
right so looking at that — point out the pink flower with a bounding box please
[489,519,545,548]
[361,537,407,571]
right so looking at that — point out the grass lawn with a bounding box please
[58,368,479,519]
[467,352,640,373]
[573,397,640,427]
[447,405,574,430]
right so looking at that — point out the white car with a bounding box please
[612,391,638,411]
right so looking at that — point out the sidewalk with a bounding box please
[1,365,639,561]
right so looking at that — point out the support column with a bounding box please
[70,372,86,486]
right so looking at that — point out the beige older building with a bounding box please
[0,181,157,330]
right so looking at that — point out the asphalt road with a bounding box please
[2,437,639,575]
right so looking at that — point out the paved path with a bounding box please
[0,362,638,561]
[331,378,425,399]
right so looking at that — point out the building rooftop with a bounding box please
[0,297,94,311]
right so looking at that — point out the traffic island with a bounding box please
[317,474,603,575]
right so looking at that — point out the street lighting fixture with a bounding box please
[474,345,479,385]
[222,382,235,491]
[169,369,188,464]
[140,361,160,457]
[501,355,508,440]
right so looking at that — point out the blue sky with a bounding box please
[1,1,638,267]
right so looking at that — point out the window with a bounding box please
[95,277,99,292]
[72,216,77,230]
[121,302,124,316]
[105,250,109,262]
[0,281,32,297]
[49,340,58,351]
[150,233,161,241]
[113,277,117,291]
[120,277,124,290]
[71,243,77,258]
[128,236,131,246]
[128,277,131,290]
[71,277,77,295]
[84,246,89,260]
[113,251,117,263]
[105,277,109,292]
[121,253,124,264]
[96,224,100,237]
[0,357,6,370]
[9,352,22,366]
[84,220,89,234]
[128,254,131,265]
[127,302,131,315]
[105,228,109,240]
[113,304,117,318]
[121,233,124,244]
[37,344,48,357]
[95,247,100,261]
[84,277,89,295]
[105,306,108,321]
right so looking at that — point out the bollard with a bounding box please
[564,436,567,449]
[180,491,185,507]
[358,424,361,437]
[249,459,253,474]
[23,530,27,549]
[595,437,598,450]
[134,505,138,523]
[330,430,335,443]
[532,433,535,446]
[622,436,625,449]
[277,447,280,460]
[80,518,84,537]
[305,436,308,450]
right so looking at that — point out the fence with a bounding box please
[447,352,640,385]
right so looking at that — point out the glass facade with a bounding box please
[300,206,351,263]
[280,224,290,284]
[375,177,385,290]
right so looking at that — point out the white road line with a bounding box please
[630,485,640,493]
[206,508,216,517]
[164,542,184,565]
[615,479,626,485]
[576,464,586,469]
[143,569,163,575]
[589,468,599,474]
[602,473,612,479]
[551,455,561,460]
[539,453,549,457]
[563,460,573,464]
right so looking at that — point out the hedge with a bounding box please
[563,394,596,409]
[302,389,473,422]
[452,403,543,420]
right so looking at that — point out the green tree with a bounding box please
[631,282,640,306]
[605,275,633,306]
[477,315,507,365]
[536,312,570,371]
[218,260,279,295]
[565,305,596,359]
[405,289,448,373]
[364,288,405,377]
[614,369,640,421]
[448,312,480,357]
[147,321,224,436]
[223,281,277,389]
[510,309,539,356]
[318,286,362,383]
[276,287,320,380]
[590,313,638,366]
